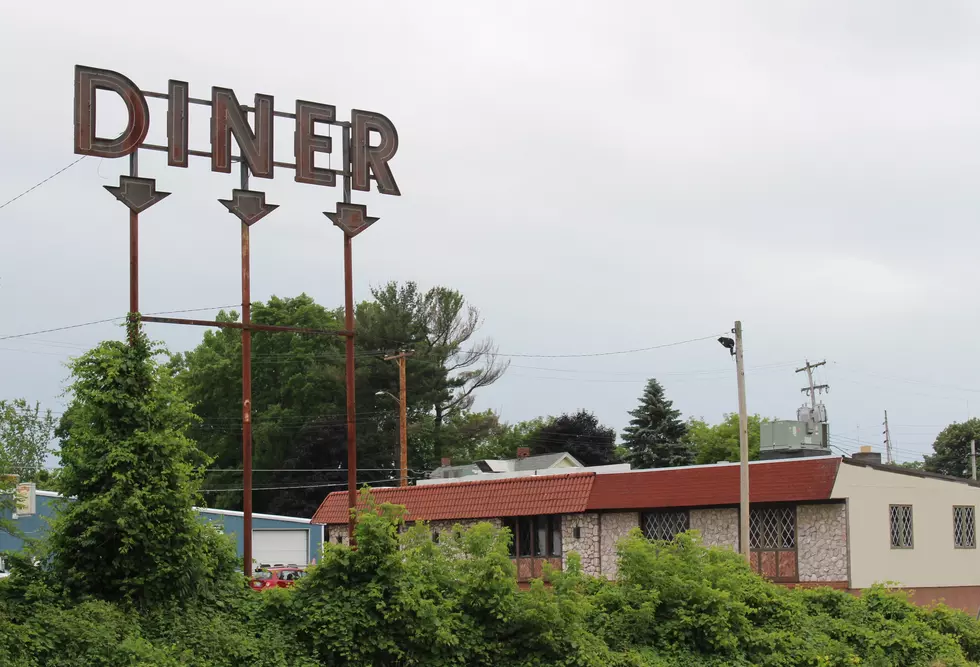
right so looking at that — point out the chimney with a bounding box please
[516,447,531,459]
[440,457,451,467]
[851,445,882,466]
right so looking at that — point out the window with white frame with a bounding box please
[642,510,690,541]
[890,504,914,549]
[954,506,976,549]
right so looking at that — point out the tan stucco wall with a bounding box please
[833,463,980,589]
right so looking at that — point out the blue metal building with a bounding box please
[0,490,323,569]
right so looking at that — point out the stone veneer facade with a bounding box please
[324,502,849,585]
[599,512,640,579]
[561,512,600,575]
[797,503,848,583]
[690,508,739,550]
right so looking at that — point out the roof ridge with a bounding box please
[323,470,597,498]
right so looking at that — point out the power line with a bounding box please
[200,477,423,493]
[0,305,238,342]
[0,156,87,212]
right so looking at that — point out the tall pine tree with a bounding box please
[621,379,692,469]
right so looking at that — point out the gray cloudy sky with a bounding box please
[2,1,979,464]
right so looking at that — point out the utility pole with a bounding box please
[734,321,750,562]
[795,359,829,411]
[384,351,413,487]
[883,410,893,465]
[972,439,977,482]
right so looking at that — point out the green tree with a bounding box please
[529,410,618,466]
[358,282,509,464]
[49,326,236,606]
[925,418,980,478]
[0,399,54,482]
[621,379,691,468]
[685,413,768,465]
[176,287,507,515]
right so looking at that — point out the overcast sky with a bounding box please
[2,1,979,464]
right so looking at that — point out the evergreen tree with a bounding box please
[49,323,236,606]
[621,379,692,468]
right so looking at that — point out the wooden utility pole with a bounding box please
[384,351,413,487]
[734,321,750,562]
[795,359,828,411]
[883,410,894,465]
[972,439,977,482]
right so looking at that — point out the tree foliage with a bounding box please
[174,287,508,515]
[529,410,619,466]
[49,326,237,606]
[684,413,768,465]
[621,379,692,469]
[0,399,54,482]
[3,494,980,665]
[925,418,980,478]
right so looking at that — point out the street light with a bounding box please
[376,383,408,488]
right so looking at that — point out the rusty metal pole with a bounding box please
[342,126,358,545]
[128,151,139,342]
[240,160,254,576]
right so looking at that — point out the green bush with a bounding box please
[2,495,980,665]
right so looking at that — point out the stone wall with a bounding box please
[599,512,639,579]
[690,508,739,550]
[324,518,500,549]
[797,502,848,583]
[325,524,349,547]
[561,512,600,575]
[429,518,500,538]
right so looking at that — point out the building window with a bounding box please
[502,516,562,558]
[750,506,796,549]
[954,506,976,549]
[890,504,914,549]
[642,510,690,541]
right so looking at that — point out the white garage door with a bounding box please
[253,529,309,567]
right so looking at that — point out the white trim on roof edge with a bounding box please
[194,507,311,524]
[34,490,309,524]
[621,455,842,474]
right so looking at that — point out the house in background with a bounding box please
[312,455,980,614]
[423,447,630,485]
[0,489,323,570]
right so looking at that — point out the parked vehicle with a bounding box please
[248,567,306,590]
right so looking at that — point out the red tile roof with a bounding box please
[311,472,596,525]
[586,458,841,511]
[310,458,843,524]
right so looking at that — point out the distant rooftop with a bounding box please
[429,451,584,481]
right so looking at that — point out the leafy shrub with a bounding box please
[1,492,980,665]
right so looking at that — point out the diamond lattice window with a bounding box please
[954,506,976,549]
[890,504,914,549]
[642,511,690,542]
[750,507,796,549]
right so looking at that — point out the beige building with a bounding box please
[312,455,980,613]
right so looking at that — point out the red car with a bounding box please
[249,567,306,590]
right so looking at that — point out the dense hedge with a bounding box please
[1,501,979,666]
